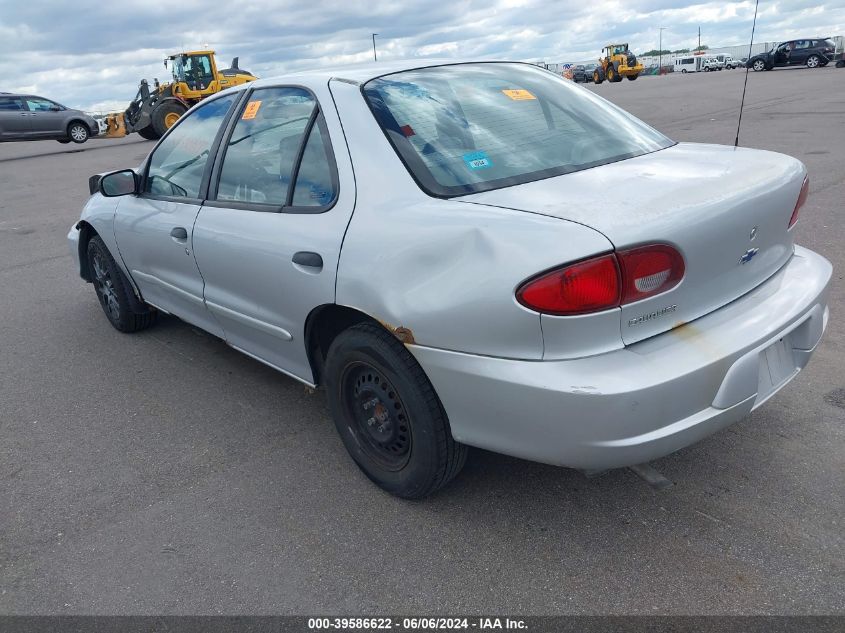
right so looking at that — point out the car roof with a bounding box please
[244,59,525,88]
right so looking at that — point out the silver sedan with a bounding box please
[69,61,832,498]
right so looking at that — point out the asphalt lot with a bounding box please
[1,66,843,615]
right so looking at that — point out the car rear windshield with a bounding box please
[363,63,674,197]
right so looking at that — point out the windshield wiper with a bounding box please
[229,114,312,146]
[164,149,209,180]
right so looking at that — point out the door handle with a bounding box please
[170,226,188,241]
[292,251,323,270]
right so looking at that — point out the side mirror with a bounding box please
[98,170,139,197]
[50,105,62,111]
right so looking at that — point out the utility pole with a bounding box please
[372,33,378,61]
[658,27,666,73]
[698,26,701,51]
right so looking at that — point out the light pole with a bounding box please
[658,27,666,73]
[372,33,378,61]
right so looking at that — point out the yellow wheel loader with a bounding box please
[592,44,643,84]
[104,50,257,140]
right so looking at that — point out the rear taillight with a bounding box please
[617,244,685,304]
[516,254,620,316]
[789,175,809,229]
[516,244,684,316]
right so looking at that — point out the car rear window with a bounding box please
[363,62,673,197]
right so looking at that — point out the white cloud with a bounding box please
[0,0,842,110]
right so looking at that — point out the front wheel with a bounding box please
[68,122,89,143]
[324,323,467,499]
[593,70,603,84]
[626,73,638,80]
[806,55,821,68]
[752,59,766,71]
[87,236,157,333]
[151,101,187,138]
[681,69,687,74]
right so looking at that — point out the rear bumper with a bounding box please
[411,245,832,470]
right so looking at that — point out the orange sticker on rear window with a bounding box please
[241,100,262,119]
[502,89,536,101]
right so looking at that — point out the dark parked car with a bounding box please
[0,92,99,143]
[747,39,836,71]
[571,65,587,82]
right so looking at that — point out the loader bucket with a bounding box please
[104,113,127,138]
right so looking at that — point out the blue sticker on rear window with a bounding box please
[463,151,492,170]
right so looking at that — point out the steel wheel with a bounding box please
[340,361,412,472]
[164,111,181,128]
[91,250,121,322]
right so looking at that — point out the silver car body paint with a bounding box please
[68,60,832,470]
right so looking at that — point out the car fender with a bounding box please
[72,192,132,286]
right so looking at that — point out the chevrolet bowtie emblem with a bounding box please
[739,247,759,264]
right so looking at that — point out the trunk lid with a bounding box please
[461,143,805,345]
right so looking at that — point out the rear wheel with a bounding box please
[627,73,638,81]
[87,236,157,333]
[681,69,687,74]
[593,70,603,84]
[806,54,821,68]
[57,139,71,144]
[151,101,187,138]
[137,125,160,140]
[68,122,89,144]
[324,323,467,499]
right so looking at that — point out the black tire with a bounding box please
[627,73,638,80]
[57,139,71,144]
[324,323,467,499]
[151,101,187,138]
[86,236,157,333]
[68,121,89,144]
[137,125,160,140]
[751,59,766,71]
[806,54,821,68]
[593,70,603,84]
[681,69,687,74]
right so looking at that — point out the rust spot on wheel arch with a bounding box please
[377,319,416,345]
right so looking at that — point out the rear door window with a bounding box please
[213,86,337,210]
[0,97,23,111]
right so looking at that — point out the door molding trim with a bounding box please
[205,300,293,342]
[132,270,205,306]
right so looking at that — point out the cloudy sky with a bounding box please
[1,0,842,112]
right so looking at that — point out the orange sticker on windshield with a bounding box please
[241,100,262,119]
[502,89,536,101]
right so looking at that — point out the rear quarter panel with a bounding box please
[330,79,614,360]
